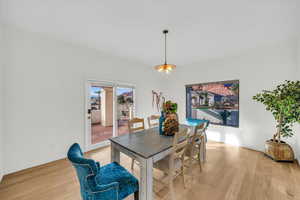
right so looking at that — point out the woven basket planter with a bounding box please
[265,139,294,162]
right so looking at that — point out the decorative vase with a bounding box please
[159,111,166,135]
[163,113,179,136]
[159,100,179,136]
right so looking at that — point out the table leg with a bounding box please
[200,134,207,162]
[139,158,153,200]
[111,143,120,163]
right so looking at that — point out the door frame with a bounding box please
[85,80,136,151]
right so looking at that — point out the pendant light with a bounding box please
[154,30,176,73]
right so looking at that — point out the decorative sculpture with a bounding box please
[161,100,179,136]
[152,90,165,112]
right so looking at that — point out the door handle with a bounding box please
[87,109,91,119]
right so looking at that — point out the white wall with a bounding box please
[2,25,163,174]
[295,35,300,161]
[0,24,4,182]
[1,26,299,176]
[163,40,298,153]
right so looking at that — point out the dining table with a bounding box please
[109,120,207,200]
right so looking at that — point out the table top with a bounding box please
[109,125,189,159]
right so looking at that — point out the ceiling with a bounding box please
[0,0,298,66]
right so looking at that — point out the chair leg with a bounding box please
[181,157,186,189]
[181,166,186,188]
[201,136,207,163]
[169,181,175,200]
[134,191,139,200]
[198,156,202,172]
[203,142,207,163]
[189,150,193,168]
[131,159,135,171]
[198,143,202,172]
[168,162,174,190]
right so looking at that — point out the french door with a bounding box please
[85,81,135,150]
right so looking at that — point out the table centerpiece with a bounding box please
[159,100,179,136]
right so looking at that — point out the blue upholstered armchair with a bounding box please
[67,143,139,200]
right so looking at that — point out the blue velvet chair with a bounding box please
[67,143,139,200]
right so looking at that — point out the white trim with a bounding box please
[87,79,135,88]
[113,87,117,138]
[85,81,91,151]
[85,140,110,152]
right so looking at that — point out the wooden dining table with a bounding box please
[109,122,207,200]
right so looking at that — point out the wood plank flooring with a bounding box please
[0,141,300,200]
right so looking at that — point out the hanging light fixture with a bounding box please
[154,30,176,73]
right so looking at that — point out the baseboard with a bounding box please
[85,140,110,152]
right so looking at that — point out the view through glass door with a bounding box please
[90,85,114,145]
[86,81,135,150]
[116,87,135,136]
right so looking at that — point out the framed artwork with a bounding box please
[186,80,239,127]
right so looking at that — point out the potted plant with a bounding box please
[253,80,300,161]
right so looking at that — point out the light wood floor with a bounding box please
[1,141,300,200]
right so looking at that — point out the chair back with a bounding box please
[67,143,99,199]
[188,123,205,157]
[147,115,160,128]
[190,123,205,142]
[128,118,145,133]
[203,121,209,130]
[172,128,189,159]
[193,123,205,137]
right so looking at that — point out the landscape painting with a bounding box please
[186,80,239,127]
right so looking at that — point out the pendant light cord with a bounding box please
[163,30,168,65]
[164,32,167,64]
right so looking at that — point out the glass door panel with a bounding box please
[116,87,135,136]
[89,85,114,145]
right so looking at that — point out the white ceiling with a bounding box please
[0,0,298,66]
